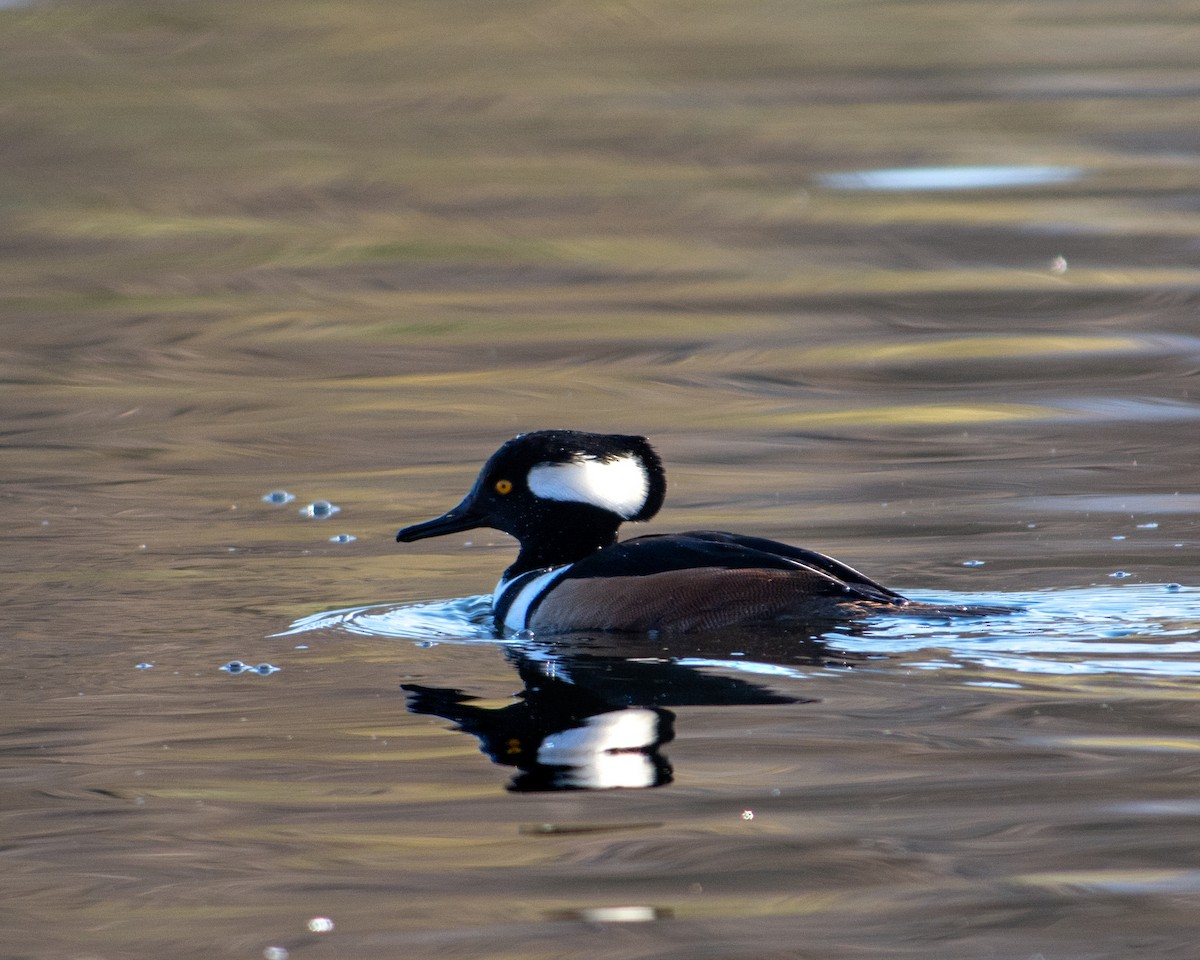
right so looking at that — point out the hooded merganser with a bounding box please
[396,430,998,634]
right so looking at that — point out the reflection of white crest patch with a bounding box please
[528,455,649,518]
[537,709,661,789]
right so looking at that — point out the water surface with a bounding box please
[3,1,1200,958]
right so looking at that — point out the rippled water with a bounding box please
[289,582,1200,677]
[4,0,1200,957]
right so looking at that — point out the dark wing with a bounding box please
[672,531,907,601]
[561,532,903,602]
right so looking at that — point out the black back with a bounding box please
[559,530,905,605]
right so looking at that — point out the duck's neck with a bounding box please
[504,505,622,578]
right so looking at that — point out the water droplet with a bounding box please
[329,533,356,544]
[1111,535,1126,541]
[741,809,754,821]
[300,500,340,519]
[962,560,985,567]
[264,948,289,960]
[307,917,334,933]
[262,490,295,505]
[1050,255,1068,274]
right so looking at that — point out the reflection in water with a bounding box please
[405,679,677,791]
[405,636,823,791]
[817,165,1084,191]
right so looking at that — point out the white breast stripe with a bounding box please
[528,455,649,518]
[494,565,571,632]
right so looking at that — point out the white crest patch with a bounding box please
[527,454,649,518]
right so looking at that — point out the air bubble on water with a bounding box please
[262,490,295,505]
[1136,522,1159,529]
[962,560,985,567]
[1050,255,1068,274]
[135,662,154,670]
[221,660,280,675]
[1109,571,1132,579]
[415,640,439,648]
[263,948,289,960]
[300,500,340,519]
[330,533,356,544]
[1111,535,1126,541]
[307,917,334,933]
[1166,583,1182,592]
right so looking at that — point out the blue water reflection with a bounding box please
[817,164,1084,191]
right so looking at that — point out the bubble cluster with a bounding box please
[221,661,281,675]
[263,488,356,543]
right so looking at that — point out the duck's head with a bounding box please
[396,430,666,575]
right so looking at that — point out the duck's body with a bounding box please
[397,430,999,634]
[492,530,910,633]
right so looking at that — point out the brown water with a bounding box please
[4,1,1200,958]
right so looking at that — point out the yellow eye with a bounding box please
[494,479,513,495]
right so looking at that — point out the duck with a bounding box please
[396,429,1002,634]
